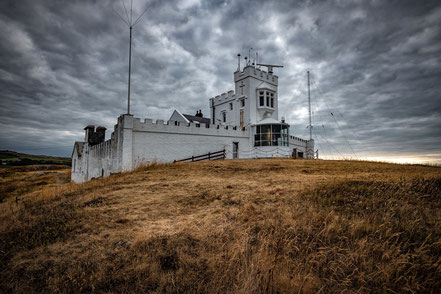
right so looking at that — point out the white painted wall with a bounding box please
[71,65,315,183]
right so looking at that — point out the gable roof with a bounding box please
[183,114,211,125]
[71,142,85,158]
[169,109,190,123]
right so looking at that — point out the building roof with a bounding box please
[256,81,275,90]
[253,117,289,126]
[72,142,85,158]
[183,114,211,125]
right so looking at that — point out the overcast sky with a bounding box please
[0,0,440,163]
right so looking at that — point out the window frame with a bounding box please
[257,89,275,109]
[254,124,289,147]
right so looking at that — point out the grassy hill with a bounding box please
[0,159,440,293]
[0,150,71,166]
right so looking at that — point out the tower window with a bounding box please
[241,99,245,107]
[230,103,233,110]
[222,112,226,123]
[271,97,274,108]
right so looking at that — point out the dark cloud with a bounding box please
[0,0,440,162]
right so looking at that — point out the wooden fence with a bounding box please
[174,149,226,163]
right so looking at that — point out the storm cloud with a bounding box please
[0,0,440,162]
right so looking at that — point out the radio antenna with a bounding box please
[307,71,312,140]
[237,53,241,71]
[113,1,152,115]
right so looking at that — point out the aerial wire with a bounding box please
[131,0,133,24]
[133,3,153,26]
[309,73,347,159]
[308,72,345,160]
[330,112,359,160]
[112,7,129,26]
[121,0,130,24]
[309,72,357,159]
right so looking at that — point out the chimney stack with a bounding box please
[95,126,107,144]
[83,125,106,145]
[84,125,95,142]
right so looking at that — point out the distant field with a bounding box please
[0,159,440,293]
[0,165,70,202]
[0,150,71,166]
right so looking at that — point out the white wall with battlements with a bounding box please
[72,114,257,183]
[71,114,315,183]
[71,63,316,183]
[129,115,251,164]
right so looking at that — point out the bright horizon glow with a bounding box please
[363,156,429,164]
[319,153,441,165]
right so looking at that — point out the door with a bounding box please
[233,142,239,159]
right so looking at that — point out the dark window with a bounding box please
[222,112,226,122]
[230,103,233,110]
[241,99,245,107]
[259,91,264,106]
[271,98,274,108]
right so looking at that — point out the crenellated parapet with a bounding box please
[132,117,249,138]
[234,65,278,85]
[290,135,309,144]
[210,90,235,106]
[89,139,112,158]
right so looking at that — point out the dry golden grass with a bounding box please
[0,165,70,202]
[0,159,440,293]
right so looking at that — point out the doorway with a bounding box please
[233,142,239,159]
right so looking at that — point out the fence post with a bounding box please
[192,156,194,162]
[208,152,211,160]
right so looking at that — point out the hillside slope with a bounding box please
[0,159,440,293]
[0,150,71,166]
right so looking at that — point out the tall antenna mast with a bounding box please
[113,1,151,115]
[307,71,312,140]
[127,25,132,115]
